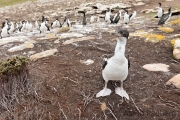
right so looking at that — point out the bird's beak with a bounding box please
[111,32,122,37]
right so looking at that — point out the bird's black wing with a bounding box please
[46,24,50,31]
[129,13,133,19]
[158,13,170,25]
[127,55,130,69]
[114,15,120,24]
[102,54,114,69]
[110,16,114,23]
[102,60,107,70]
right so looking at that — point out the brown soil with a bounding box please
[0,0,180,120]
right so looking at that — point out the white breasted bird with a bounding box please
[51,18,62,28]
[35,20,39,30]
[0,21,10,38]
[157,3,163,18]
[158,6,172,25]
[97,16,100,22]
[129,11,137,21]
[112,9,122,24]
[82,11,87,25]
[40,18,50,34]
[96,28,130,100]
[105,8,111,24]
[8,21,15,35]
[90,15,94,24]
[123,9,130,24]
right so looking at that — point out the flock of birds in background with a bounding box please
[0,2,173,99]
[0,2,171,39]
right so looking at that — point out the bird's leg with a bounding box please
[120,81,123,88]
[96,81,112,97]
[115,81,129,100]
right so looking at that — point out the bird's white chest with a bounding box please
[158,8,163,17]
[102,57,128,81]
[124,13,129,23]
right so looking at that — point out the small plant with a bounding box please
[0,56,29,75]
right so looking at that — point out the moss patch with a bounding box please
[158,27,174,33]
[130,30,165,43]
[0,56,29,75]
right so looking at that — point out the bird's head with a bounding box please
[111,28,129,39]
[123,9,128,14]
[168,6,171,12]
[158,3,161,7]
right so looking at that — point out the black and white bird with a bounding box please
[35,20,39,30]
[105,8,111,24]
[96,28,130,100]
[51,18,62,28]
[90,15,94,24]
[123,9,130,24]
[62,17,71,27]
[40,18,50,34]
[97,16,100,22]
[19,20,26,32]
[0,22,10,38]
[8,21,15,35]
[157,3,163,18]
[158,6,172,25]
[129,11,137,21]
[82,11,87,25]
[112,9,122,24]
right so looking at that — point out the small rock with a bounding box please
[143,63,169,72]
[141,9,157,14]
[56,27,70,34]
[133,2,145,6]
[166,74,180,88]
[80,59,94,65]
[30,49,58,61]
[171,39,180,59]
[63,36,95,45]
[54,39,60,43]
[45,33,58,39]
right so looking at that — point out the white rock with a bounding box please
[166,74,180,88]
[80,59,94,65]
[172,39,180,59]
[143,63,169,72]
[30,49,57,61]
[133,2,145,6]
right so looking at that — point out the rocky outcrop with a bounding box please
[171,39,180,59]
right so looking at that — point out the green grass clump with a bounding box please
[0,56,29,75]
[0,0,36,7]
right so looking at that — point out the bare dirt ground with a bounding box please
[0,0,180,120]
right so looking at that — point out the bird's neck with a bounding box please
[114,39,126,56]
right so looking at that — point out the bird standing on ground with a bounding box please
[157,3,163,18]
[112,9,122,24]
[96,28,130,100]
[105,8,111,24]
[97,16,100,22]
[8,21,15,35]
[158,6,172,25]
[40,18,50,34]
[51,18,62,28]
[35,20,39,30]
[82,11,87,25]
[90,15,94,24]
[123,9,130,24]
[129,11,137,21]
[0,22,10,38]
